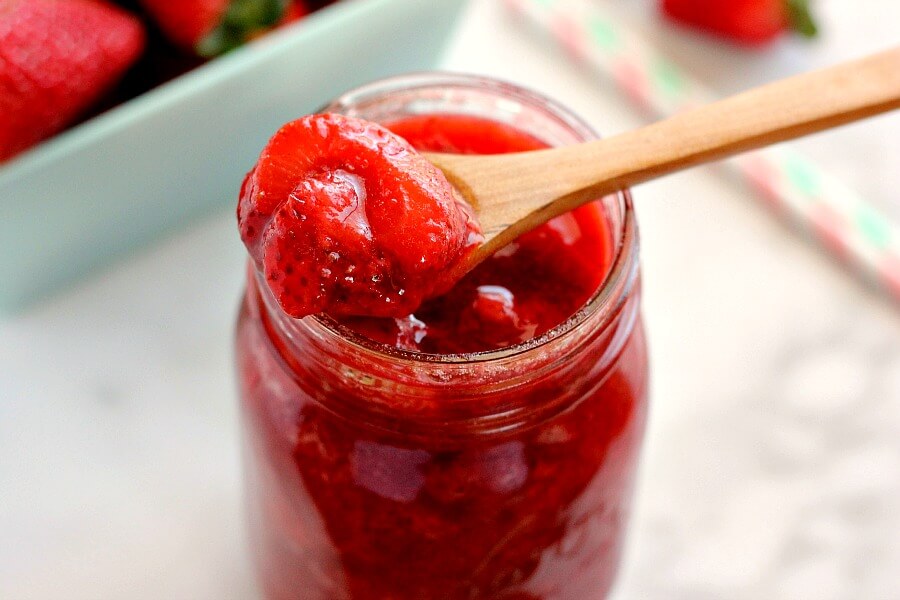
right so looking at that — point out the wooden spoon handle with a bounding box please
[430,46,900,257]
[546,46,900,210]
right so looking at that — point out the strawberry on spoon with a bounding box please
[239,49,899,321]
[238,113,481,319]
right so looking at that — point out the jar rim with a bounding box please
[298,72,639,365]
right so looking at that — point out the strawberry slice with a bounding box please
[0,0,145,162]
[139,0,308,57]
[662,0,817,45]
[238,113,482,319]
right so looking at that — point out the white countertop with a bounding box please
[2,1,898,598]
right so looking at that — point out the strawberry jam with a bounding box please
[235,74,649,599]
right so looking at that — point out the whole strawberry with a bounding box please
[662,0,818,46]
[0,0,145,162]
[138,0,308,57]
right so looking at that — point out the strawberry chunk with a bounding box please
[238,113,482,319]
[0,0,145,161]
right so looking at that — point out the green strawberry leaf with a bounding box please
[786,0,818,38]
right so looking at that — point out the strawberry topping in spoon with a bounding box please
[238,113,481,319]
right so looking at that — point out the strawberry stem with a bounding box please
[197,0,289,57]
[786,0,818,38]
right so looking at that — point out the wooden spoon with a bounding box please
[425,47,900,274]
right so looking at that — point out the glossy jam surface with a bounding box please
[344,116,612,354]
[237,113,481,319]
[339,115,612,353]
[236,111,649,599]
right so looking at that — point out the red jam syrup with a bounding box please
[236,108,648,599]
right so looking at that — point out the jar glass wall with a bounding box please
[235,73,650,599]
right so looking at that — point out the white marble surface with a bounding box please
[2,1,899,598]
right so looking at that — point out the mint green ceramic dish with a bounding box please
[0,0,466,312]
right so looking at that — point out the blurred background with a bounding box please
[1,0,898,598]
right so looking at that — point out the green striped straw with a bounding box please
[505,0,900,302]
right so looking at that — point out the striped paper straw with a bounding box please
[505,0,900,303]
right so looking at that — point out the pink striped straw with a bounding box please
[505,0,900,302]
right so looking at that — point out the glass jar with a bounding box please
[235,73,649,599]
